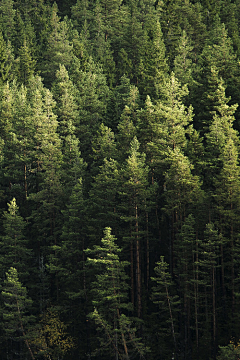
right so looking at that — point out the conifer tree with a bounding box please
[71,0,91,33]
[198,223,220,358]
[205,74,239,193]
[196,20,240,128]
[18,38,36,85]
[173,30,195,88]
[52,64,85,199]
[105,75,132,131]
[0,198,32,281]
[41,3,74,86]
[73,57,109,164]
[175,214,198,357]
[52,64,78,139]
[91,123,116,176]
[86,227,147,359]
[27,76,63,304]
[88,158,120,242]
[0,82,34,205]
[148,73,193,178]
[59,178,86,300]
[138,19,168,99]
[119,0,145,85]
[0,0,15,42]
[116,85,139,163]
[0,31,15,84]
[1,267,35,360]
[163,148,203,273]
[120,137,152,317]
[160,0,206,66]
[151,256,180,359]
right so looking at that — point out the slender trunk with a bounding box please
[212,265,216,356]
[16,298,35,360]
[24,163,27,199]
[194,236,199,356]
[111,265,129,359]
[98,315,123,360]
[220,243,226,300]
[164,275,177,353]
[146,211,149,292]
[130,236,134,306]
[231,223,235,313]
[117,307,129,360]
[135,203,141,318]
[114,315,118,360]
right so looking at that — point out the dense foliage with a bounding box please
[1,0,240,359]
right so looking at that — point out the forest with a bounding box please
[1,0,240,359]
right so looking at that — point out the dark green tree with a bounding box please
[0,0,15,42]
[1,267,35,360]
[0,198,32,281]
[119,137,153,317]
[86,227,147,359]
[41,3,75,86]
[151,256,180,359]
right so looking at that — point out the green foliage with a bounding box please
[217,341,240,360]
[1,267,35,359]
[151,256,180,359]
[1,1,240,359]
[0,198,32,280]
[86,227,147,359]
[41,4,75,86]
[32,308,74,360]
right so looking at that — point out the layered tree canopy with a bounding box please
[0,1,240,360]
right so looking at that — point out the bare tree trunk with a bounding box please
[16,298,35,360]
[146,211,149,292]
[135,204,141,319]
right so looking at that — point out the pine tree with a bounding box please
[91,123,116,176]
[52,64,78,139]
[173,30,195,88]
[0,82,34,205]
[88,158,120,242]
[86,227,147,359]
[175,214,198,357]
[0,31,15,84]
[71,0,91,33]
[18,38,36,85]
[59,178,87,303]
[148,73,193,177]
[196,20,240,129]
[138,19,168,99]
[52,64,85,199]
[73,57,109,165]
[26,76,63,304]
[116,85,139,163]
[0,198,32,281]
[41,3,74,86]
[119,137,152,318]
[105,75,132,131]
[205,74,239,193]
[0,0,16,42]
[163,148,203,273]
[160,0,206,66]
[1,267,35,360]
[198,223,220,358]
[151,256,180,359]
